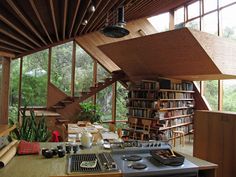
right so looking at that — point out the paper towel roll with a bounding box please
[0,140,18,168]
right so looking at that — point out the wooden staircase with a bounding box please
[48,70,126,119]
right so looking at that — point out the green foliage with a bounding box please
[12,106,51,142]
[77,102,102,123]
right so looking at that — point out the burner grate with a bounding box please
[69,154,101,173]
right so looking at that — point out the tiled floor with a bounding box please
[171,135,193,156]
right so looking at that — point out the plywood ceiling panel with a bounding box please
[98,28,236,80]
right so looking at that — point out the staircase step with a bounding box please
[52,105,65,109]
[96,82,105,86]
[60,100,73,104]
[89,86,98,91]
[104,78,112,82]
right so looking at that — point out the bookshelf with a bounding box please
[158,79,194,139]
[127,80,159,126]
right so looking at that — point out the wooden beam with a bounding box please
[0,45,22,53]
[29,0,53,43]
[0,57,10,124]
[6,0,48,45]
[83,0,110,34]
[93,60,97,105]
[0,51,15,58]
[218,80,223,111]
[49,0,59,41]
[73,0,92,36]
[0,39,28,51]
[0,28,35,49]
[169,9,175,30]
[200,81,204,96]
[0,14,41,47]
[112,82,117,122]
[71,41,76,97]
[63,0,68,40]
[79,0,103,35]
[69,0,81,38]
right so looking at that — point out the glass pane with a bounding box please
[75,44,94,96]
[96,85,112,122]
[174,7,184,25]
[185,18,200,30]
[202,12,218,35]
[194,81,201,91]
[187,1,200,19]
[203,80,218,111]
[97,63,111,83]
[21,50,48,106]
[203,0,217,13]
[147,12,170,32]
[9,59,20,124]
[223,80,236,112]
[219,0,236,7]
[220,4,236,40]
[51,42,72,95]
[116,82,128,121]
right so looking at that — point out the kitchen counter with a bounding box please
[0,142,217,177]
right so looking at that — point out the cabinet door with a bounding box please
[222,114,235,177]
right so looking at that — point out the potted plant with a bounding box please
[77,102,102,124]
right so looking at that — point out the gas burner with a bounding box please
[129,163,147,170]
[122,155,142,161]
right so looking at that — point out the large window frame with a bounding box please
[174,0,236,111]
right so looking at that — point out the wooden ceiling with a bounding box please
[0,0,191,58]
[98,28,236,81]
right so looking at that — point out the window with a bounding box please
[9,59,20,123]
[203,80,218,111]
[51,42,72,95]
[187,1,200,20]
[75,44,94,96]
[185,18,200,30]
[202,12,218,35]
[219,0,236,7]
[223,80,236,112]
[174,7,184,25]
[203,0,217,13]
[97,63,111,83]
[21,50,48,106]
[147,12,170,32]
[96,85,112,122]
[220,4,236,40]
[116,82,128,121]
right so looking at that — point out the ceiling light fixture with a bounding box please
[82,19,88,25]
[89,1,96,12]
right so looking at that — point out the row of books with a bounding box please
[128,91,158,99]
[160,100,194,109]
[128,108,156,118]
[162,117,193,128]
[170,82,193,91]
[128,100,157,108]
[129,80,159,90]
[159,109,193,119]
[159,92,193,99]
[162,125,193,139]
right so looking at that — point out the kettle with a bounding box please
[80,130,94,148]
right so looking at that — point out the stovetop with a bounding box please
[111,148,198,177]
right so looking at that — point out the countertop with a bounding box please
[0,142,217,177]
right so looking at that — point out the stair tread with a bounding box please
[52,105,64,109]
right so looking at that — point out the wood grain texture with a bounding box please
[99,28,236,80]
[76,17,157,72]
[194,111,236,177]
[0,124,16,137]
[0,51,15,58]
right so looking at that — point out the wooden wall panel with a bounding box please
[0,57,10,124]
[194,111,236,177]
[75,17,157,72]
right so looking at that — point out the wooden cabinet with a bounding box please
[194,111,236,177]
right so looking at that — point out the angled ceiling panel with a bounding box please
[98,28,236,81]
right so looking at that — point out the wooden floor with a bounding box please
[172,135,193,156]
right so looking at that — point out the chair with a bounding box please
[135,119,152,140]
[123,117,138,139]
[172,130,185,147]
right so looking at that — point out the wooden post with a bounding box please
[112,82,117,123]
[47,48,51,108]
[218,80,223,111]
[18,58,23,119]
[71,41,76,97]
[93,60,97,105]
[200,81,204,96]
[169,9,175,30]
[0,57,11,124]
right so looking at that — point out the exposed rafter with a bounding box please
[63,0,68,40]
[68,0,81,38]
[49,0,59,41]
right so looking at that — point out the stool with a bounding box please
[188,129,194,142]
[172,130,185,147]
